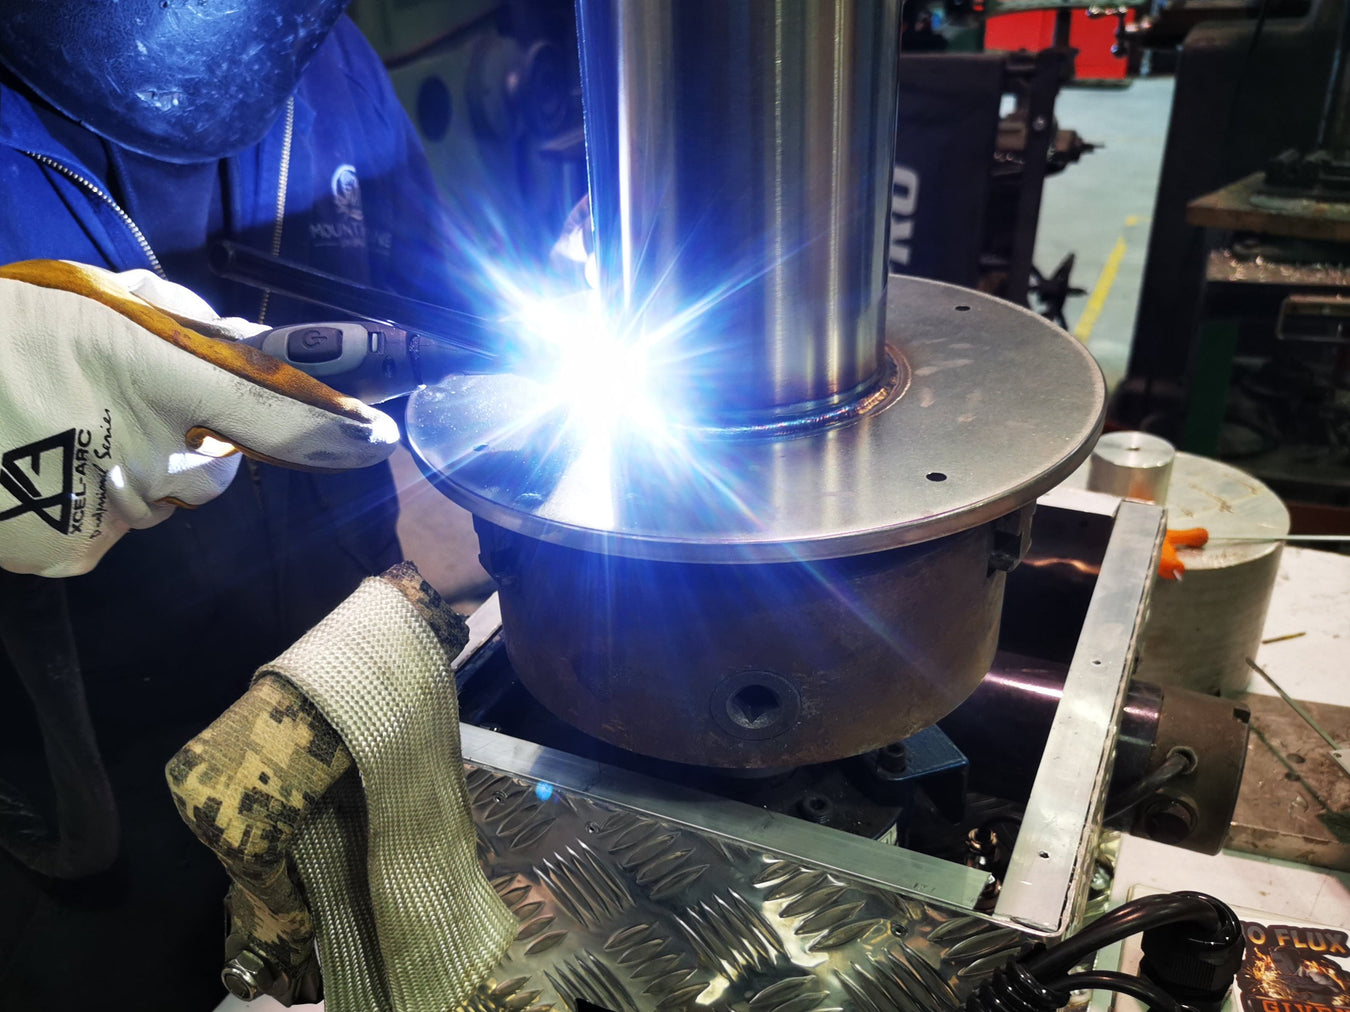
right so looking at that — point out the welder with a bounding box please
[0,2,472,1007]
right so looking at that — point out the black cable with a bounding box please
[1315,0,1350,150]
[1023,892,1221,980]
[1104,746,1196,823]
[966,958,1069,1012]
[965,891,1240,1012]
[1052,971,1188,1012]
[1224,0,1273,143]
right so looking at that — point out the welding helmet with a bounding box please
[0,0,350,163]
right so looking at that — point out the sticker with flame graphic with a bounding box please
[1238,921,1350,1012]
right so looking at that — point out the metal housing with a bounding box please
[452,491,1165,1011]
[408,276,1104,766]
[472,512,1016,768]
[407,0,1104,767]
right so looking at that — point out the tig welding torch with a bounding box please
[212,241,523,403]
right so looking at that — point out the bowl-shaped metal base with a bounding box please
[475,512,1024,768]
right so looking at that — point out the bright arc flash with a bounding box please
[512,290,666,439]
[444,245,827,545]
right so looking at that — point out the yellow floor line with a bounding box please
[1073,234,1128,343]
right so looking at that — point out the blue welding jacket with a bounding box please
[0,14,459,718]
[0,17,463,1009]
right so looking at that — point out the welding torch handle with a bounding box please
[240,322,474,405]
[210,240,504,367]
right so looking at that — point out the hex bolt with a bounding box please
[221,951,276,1001]
[877,742,908,774]
[796,793,834,824]
[1090,861,1113,894]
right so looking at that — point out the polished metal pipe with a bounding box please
[577,0,901,420]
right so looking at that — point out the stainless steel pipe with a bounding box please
[577,0,902,420]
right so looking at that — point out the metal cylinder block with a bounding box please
[1135,453,1289,696]
[1088,431,1176,503]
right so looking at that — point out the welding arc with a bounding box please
[210,240,504,365]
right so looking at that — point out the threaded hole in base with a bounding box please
[726,684,783,730]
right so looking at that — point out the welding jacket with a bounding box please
[0,18,463,1010]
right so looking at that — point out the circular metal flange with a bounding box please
[406,276,1105,563]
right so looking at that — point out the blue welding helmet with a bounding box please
[0,0,350,163]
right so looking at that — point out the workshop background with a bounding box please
[223,0,1350,1009]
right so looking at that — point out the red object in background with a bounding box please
[983,10,1057,53]
[983,9,1131,80]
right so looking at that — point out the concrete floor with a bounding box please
[1034,76,1177,390]
[395,76,1181,605]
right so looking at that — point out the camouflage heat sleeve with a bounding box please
[379,560,472,653]
[165,671,352,994]
[163,562,471,1003]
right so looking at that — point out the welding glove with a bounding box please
[0,260,399,578]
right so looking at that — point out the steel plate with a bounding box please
[406,276,1105,563]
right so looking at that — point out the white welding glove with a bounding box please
[0,260,400,578]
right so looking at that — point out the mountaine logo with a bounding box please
[331,163,363,223]
[312,163,376,250]
[0,429,75,533]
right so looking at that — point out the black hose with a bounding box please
[1024,891,1221,979]
[1104,746,1196,823]
[1054,971,1187,1012]
[966,892,1238,1012]
[965,959,1067,1012]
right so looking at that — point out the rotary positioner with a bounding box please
[407,0,1105,770]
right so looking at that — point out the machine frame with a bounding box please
[450,489,1165,1010]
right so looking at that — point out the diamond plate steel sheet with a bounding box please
[459,765,1031,1012]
